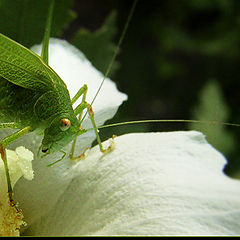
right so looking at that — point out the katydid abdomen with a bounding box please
[0,76,43,127]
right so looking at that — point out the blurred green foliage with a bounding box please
[0,0,75,47]
[190,80,236,155]
[0,0,239,177]
[71,11,119,76]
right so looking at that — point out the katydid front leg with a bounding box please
[70,84,88,158]
[87,104,115,154]
[0,125,31,204]
[70,85,114,160]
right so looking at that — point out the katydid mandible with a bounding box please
[0,0,137,204]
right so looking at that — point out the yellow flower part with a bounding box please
[0,147,34,236]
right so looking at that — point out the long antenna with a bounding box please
[80,0,138,124]
[91,0,138,106]
[86,119,240,131]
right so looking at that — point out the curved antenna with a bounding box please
[84,119,240,131]
[80,0,138,124]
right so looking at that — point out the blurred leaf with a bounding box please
[189,80,235,155]
[71,11,118,76]
[0,0,75,47]
[231,169,240,180]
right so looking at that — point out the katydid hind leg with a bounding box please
[0,126,31,204]
[0,146,14,204]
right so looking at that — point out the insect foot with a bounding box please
[100,135,116,154]
[69,136,116,162]
[69,147,91,162]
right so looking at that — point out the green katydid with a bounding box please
[0,0,137,204]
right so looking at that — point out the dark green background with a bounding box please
[0,0,239,177]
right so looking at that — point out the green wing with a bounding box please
[0,33,67,91]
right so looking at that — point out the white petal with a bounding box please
[15,147,34,181]
[0,147,34,188]
[18,131,240,236]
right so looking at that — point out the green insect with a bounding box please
[0,0,138,205]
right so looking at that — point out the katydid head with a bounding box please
[41,115,80,154]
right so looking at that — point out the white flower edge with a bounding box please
[0,147,34,236]
[17,131,240,236]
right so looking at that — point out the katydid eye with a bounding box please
[60,118,71,131]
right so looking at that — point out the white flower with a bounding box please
[1,40,240,236]
[0,147,34,236]
[15,132,240,236]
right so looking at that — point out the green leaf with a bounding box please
[0,0,75,48]
[71,11,118,76]
[189,80,235,155]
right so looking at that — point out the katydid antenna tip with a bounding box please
[94,119,240,130]
[80,0,138,124]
